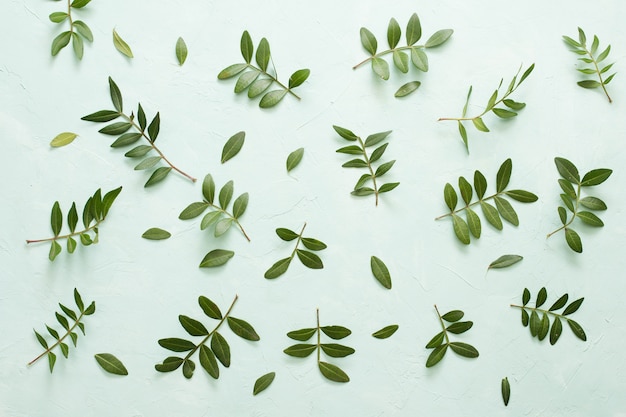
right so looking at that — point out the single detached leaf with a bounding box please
[370,256,392,289]
[395,81,421,97]
[221,131,245,163]
[286,148,304,172]
[50,132,78,147]
[199,249,234,268]
[488,254,523,269]
[113,29,133,58]
[253,372,276,395]
[502,377,511,406]
[425,29,453,48]
[318,361,350,383]
[426,344,448,367]
[372,324,399,339]
[175,37,188,65]
[141,227,171,240]
[95,353,128,376]
[360,27,377,55]
[227,316,260,341]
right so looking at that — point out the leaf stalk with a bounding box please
[434,191,503,220]
[26,221,101,244]
[28,309,87,366]
[434,304,450,344]
[205,202,251,242]
[546,183,581,238]
[352,45,420,69]
[355,137,380,206]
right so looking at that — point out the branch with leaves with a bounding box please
[82,77,196,187]
[49,0,93,59]
[438,64,534,152]
[354,13,453,83]
[26,186,122,261]
[425,306,478,367]
[156,295,260,380]
[264,223,327,279]
[563,28,615,103]
[218,31,310,108]
[547,157,612,253]
[511,288,586,344]
[333,125,399,206]
[435,159,537,245]
[284,309,354,383]
[29,289,96,372]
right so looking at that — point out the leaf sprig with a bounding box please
[563,28,615,103]
[353,13,453,81]
[265,223,326,279]
[438,64,534,152]
[179,174,250,242]
[49,0,94,59]
[82,77,196,187]
[435,159,538,245]
[284,309,354,383]
[333,125,399,206]
[510,288,587,344]
[29,289,96,372]
[218,31,310,108]
[425,306,479,368]
[156,295,260,380]
[26,186,122,261]
[547,157,612,253]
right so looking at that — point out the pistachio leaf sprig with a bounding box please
[425,306,479,368]
[438,64,534,152]
[217,31,310,108]
[547,157,612,253]
[353,13,453,81]
[82,77,196,187]
[563,28,615,103]
[29,289,96,372]
[49,0,94,59]
[179,174,250,242]
[435,159,538,245]
[284,309,354,383]
[26,186,122,261]
[156,294,260,380]
[264,223,326,279]
[333,125,399,206]
[510,288,587,345]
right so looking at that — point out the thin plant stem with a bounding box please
[582,46,612,103]
[352,45,417,69]
[546,183,581,238]
[434,305,450,344]
[316,308,321,363]
[356,136,379,206]
[207,203,251,242]
[26,222,100,244]
[245,63,301,100]
[510,304,570,321]
[28,310,87,366]
[434,192,503,220]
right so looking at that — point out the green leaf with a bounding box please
[211,332,231,367]
[84,301,96,315]
[522,289,530,306]
[372,58,390,80]
[218,181,234,209]
[443,183,457,211]
[492,108,517,118]
[504,189,537,203]
[51,31,71,56]
[107,77,124,113]
[425,331,445,348]
[370,256,391,289]
[494,196,519,226]
[70,0,91,8]
[576,211,604,227]
[550,316,563,345]
[286,148,304,172]
[502,377,510,406]
[405,13,422,45]
[449,342,479,358]
[179,202,209,220]
[343,159,368,168]
[99,122,132,135]
[46,325,60,340]
[320,343,355,358]
[51,201,62,236]
[198,296,222,320]
[579,196,607,211]
[360,27,377,55]
[538,313,550,341]
[81,110,120,123]
[288,69,310,89]
[565,228,583,253]
[199,344,219,379]
[426,344,448,367]
[536,287,547,308]
[563,298,584,315]
[125,145,152,158]
[452,214,470,245]
[472,117,490,132]
[199,212,220,232]
[155,356,184,373]
[202,174,216,204]
[578,80,602,89]
[336,145,362,155]
[287,328,316,341]
[221,131,245,163]
[113,29,133,58]
[410,47,428,72]
[253,372,275,395]
[581,168,612,186]
[296,249,324,269]
[234,70,260,93]
[474,170,487,199]
[74,288,85,312]
[567,319,587,341]
[387,17,401,49]
[372,324,399,339]
[561,194,575,212]
[519,63,535,84]
[488,254,523,269]
[503,99,526,110]
[446,321,473,334]
[392,50,409,73]
[67,237,77,253]
[56,312,70,330]
[71,32,83,59]
[214,218,233,237]
[134,156,162,170]
[563,35,581,48]
[597,45,611,62]
[466,208,481,238]
[480,201,503,230]
[218,64,248,79]
[352,187,376,197]
[158,338,195,352]
[34,330,48,349]
[379,182,400,193]
[49,12,69,23]
[147,113,160,143]
[111,133,142,147]
[179,315,209,336]
[73,21,93,42]
[182,359,195,379]
[175,37,187,65]
[321,326,351,340]
[559,179,577,199]
[457,176,472,205]
[259,90,288,108]
[318,361,350,383]
[486,89,498,110]
[301,238,327,251]
[142,227,171,240]
[264,258,291,279]
[333,125,358,141]
[395,81,421,97]
[95,353,128,376]
[255,37,270,71]
[284,343,317,357]
[240,31,253,63]
[199,249,234,268]
[228,316,260,341]
[364,130,391,147]
[425,29,453,48]
[232,193,248,219]
[48,352,57,373]
[530,310,540,336]
[50,132,78,147]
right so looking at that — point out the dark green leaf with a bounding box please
[579,196,607,210]
[179,315,209,336]
[559,179,577,199]
[211,332,231,367]
[425,29,453,48]
[84,301,96,315]
[95,353,128,376]
[538,313,550,341]
[459,122,468,150]
[202,174,215,204]
[496,159,512,192]
[155,356,184,372]
[392,50,409,73]
[142,227,170,240]
[48,352,57,373]
[480,201,502,230]
[410,48,428,72]
[565,228,583,253]
[286,148,304,172]
[426,344,448,367]
[449,342,479,358]
[145,167,172,187]
[581,169,612,186]
[536,287,547,308]
[51,201,62,236]
[395,81,421,97]
[561,194,575,212]
[56,312,70,330]
[264,257,291,279]
[108,77,123,113]
[488,254,523,269]
[549,316,563,345]
[158,338,195,352]
[578,80,602,89]
[452,214,470,245]
[259,90,288,108]
[198,296,222,320]
[321,326,351,340]
[46,325,59,340]
[522,309,529,326]
[576,211,604,227]
[352,187,375,196]
[147,113,160,143]
[563,298,584,315]
[111,133,142,148]
[199,344,219,379]
[219,180,234,209]
[296,249,323,269]
[443,183,457,211]
[558,206,567,224]
[179,202,209,220]
[253,372,275,395]
[466,208,481,238]
[255,38,270,71]
[369,143,387,163]
[387,17,401,49]
[405,13,422,45]
[59,304,77,322]
[318,361,350,383]
[58,343,68,358]
[548,294,568,311]
[283,343,316,357]
[567,319,587,341]
[182,359,195,379]
[336,145,362,155]
[228,317,260,341]
[379,182,400,193]
[522,288,530,306]
[446,321,473,334]
[288,69,310,89]
[240,31,253,63]
[474,170,487,199]
[425,331,445,349]
[70,0,91,8]
[34,330,48,349]
[372,324,399,339]
[360,27,377,55]
[364,130,391,147]
[333,125,358,141]
[343,159,368,168]
[81,110,120,123]
[321,343,355,358]
[502,377,510,406]
[370,256,391,289]
[276,228,298,241]
[287,328,316,341]
[442,310,464,323]
[458,176,472,205]
[494,197,519,226]
[199,249,234,268]
[529,310,540,337]
[519,63,535,84]
[301,238,327,251]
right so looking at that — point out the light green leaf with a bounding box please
[51,31,71,56]
[406,13,422,46]
[364,130,391,147]
[286,148,304,172]
[200,211,222,230]
[410,47,428,72]
[425,29,453,48]
[392,50,409,73]
[134,156,162,170]
[466,208,481,238]
[73,21,93,42]
[288,69,310,89]
[372,57,390,80]
[214,218,233,237]
[142,227,171,240]
[240,31,253,63]
[113,29,133,58]
[232,193,248,219]
[255,38,270,71]
[395,81,421,97]
[577,80,602,89]
[472,117,490,132]
[488,254,523,269]
[145,167,172,187]
[221,131,245,163]
[360,27,377,55]
[492,108,517,118]
[458,176,472,205]
[49,12,69,23]
[474,170,487,199]
[199,249,234,267]
[175,37,187,65]
[579,196,607,210]
[259,90,288,108]
[179,202,209,220]
[71,33,83,59]
[95,353,128,376]
[218,63,248,79]
[234,69,260,93]
[219,180,234,209]
[370,256,391,289]
[387,17,401,49]
[248,78,273,98]
[443,183,457,211]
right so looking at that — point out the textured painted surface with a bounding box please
[1,0,626,416]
